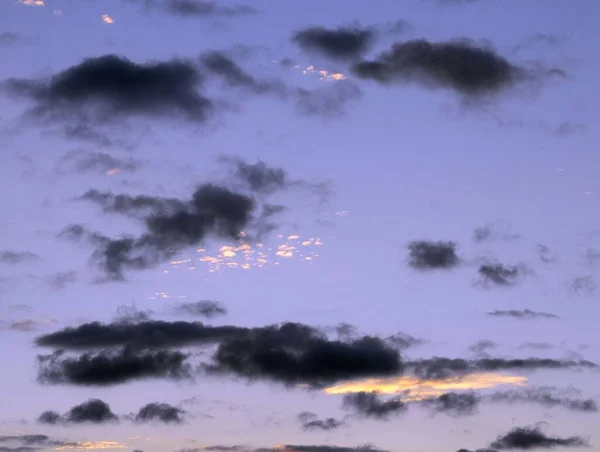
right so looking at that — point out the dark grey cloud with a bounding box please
[407,240,458,270]
[38,411,62,425]
[342,392,406,419]
[352,38,559,97]
[0,435,76,452]
[36,347,192,386]
[205,323,403,386]
[113,304,154,324]
[292,26,375,61]
[385,332,424,350]
[70,184,270,280]
[473,223,520,242]
[0,32,21,47]
[135,402,186,423]
[477,262,525,287]
[298,412,343,431]
[468,340,497,354]
[488,387,598,413]
[3,54,212,124]
[224,157,288,194]
[487,309,559,320]
[60,150,140,174]
[295,80,362,117]
[0,251,40,264]
[490,426,587,450]
[171,301,227,318]
[65,399,118,424]
[408,356,596,380]
[536,244,556,263]
[258,446,388,452]
[422,392,480,416]
[140,0,257,17]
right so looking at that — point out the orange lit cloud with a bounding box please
[19,0,44,5]
[106,168,121,175]
[101,14,114,24]
[324,373,528,402]
[273,60,347,81]
[54,442,126,451]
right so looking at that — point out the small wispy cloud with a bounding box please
[18,0,45,6]
[102,14,114,24]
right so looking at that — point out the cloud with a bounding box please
[258,446,388,452]
[514,33,565,52]
[488,387,598,413]
[408,357,595,380]
[71,184,272,280]
[135,402,186,423]
[0,251,40,264]
[36,347,192,386]
[385,332,424,350]
[3,54,212,124]
[170,301,227,318]
[536,244,556,263]
[342,392,406,418]
[205,323,403,386]
[101,14,114,24]
[298,412,343,431]
[17,0,44,5]
[292,26,375,61]
[113,304,153,323]
[421,392,480,416]
[352,38,559,97]
[9,319,55,332]
[222,157,289,194]
[61,122,114,147]
[407,240,458,270]
[487,309,559,320]
[490,426,587,450]
[38,411,62,425]
[35,320,247,349]
[65,399,118,424]
[519,342,554,350]
[0,32,22,47]
[0,435,79,452]
[473,222,520,242]
[162,0,256,17]
[295,80,362,116]
[477,262,526,287]
[60,150,140,174]
[468,340,497,354]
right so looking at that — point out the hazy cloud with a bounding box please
[0,251,40,264]
[488,387,598,413]
[170,301,227,318]
[298,412,343,431]
[407,240,459,270]
[473,222,520,242]
[468,340,497,354]
[477,262,525,287]
[487,309,559,320]
[296,80,362,116]
[60,150,140,174]
[0,32,22,47]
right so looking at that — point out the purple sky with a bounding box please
[1,1,600,452]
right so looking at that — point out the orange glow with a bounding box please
[101,14,114,24]
[272,60,347,81]
[324,373,528,401]
[106,168,121,175]
[54,442,126,450]
[19,0,44,5]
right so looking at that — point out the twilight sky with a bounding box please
[1,1,600,452]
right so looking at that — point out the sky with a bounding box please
[1,1,600,452]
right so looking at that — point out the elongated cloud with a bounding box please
[0,250,40,264]
[65,399,118,424]
[421,392,480,416]
[488,386,598,412]
[487,309,559,320]
[293,26,375,61]
[298,412,343,431]
[137,0,257,17]
[342,392,406,418]
[407,240,458,270]
[170,301,227,318]
[135,402,186,423]
[37,348,192,386]
[490,426,587,450]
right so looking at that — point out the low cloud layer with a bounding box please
[407,240,459,270]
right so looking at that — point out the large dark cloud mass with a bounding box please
[135,402,186,423]
[342,392,406,418]
[37,348,192,386]
[65,399,118,424]
[69,184,272,280]
[407,240,459,269]
[487,309,559,320]
[352,38,547,97]
[3,55,211,123]
[292,26,375,61]
[490,426,587,450]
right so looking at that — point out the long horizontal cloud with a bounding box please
[130,0,257,17]
[487,309,559,320]
[458,426,588,451]
[3,54,212,123]
[342,391,406,418]
[0,250,40,264]
[488,386,598,412]
[36,348,192,385]
[352,38,563,97]
[298,412,343,431]
[170,301,228,318]
[293,26,375,61]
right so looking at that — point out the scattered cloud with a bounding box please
[18,0,45,6]
[473,222,520,243]
[297,412,343,431]
[342,392,406,419]
[36,348,192,386]
[567,275,596,297]
[258,446,388,452]
[476,262,526,287]
[296,80,361,116]
[490,426,587,450]
[65,399,118,424]
[135,402,186,423]
[385,332,424,350]
[0,32,22,47]
[352,38,561,98]
[113,304,153,323]
[407,240,459,270]
[514,33,566,52]
[421,391,480,416]
[487,309,559,320]
[38,410,62,425]
[60,150,140,174]
[468,340,497,354]
[170,300,227,318]
[536,244,556,263]
[488,387,598,413]
[292,26,375,61]
[101,14,114,24]
[162,0,256,17]
[0,250,40,264]
[519,342,554,350]
[9,318,55,332]
[3,55,212,125]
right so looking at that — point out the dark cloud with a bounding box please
[3,54,212,124]
[38,411,62,425]
[65,399,118,424]
[171,301,227,318]
[258,446,388,452]
[113,304,153,323]
[468,340,497,354]
[477,262,524,287]
[490,426,587,450]
[0,32,21,47]
[536,244,556,263]
[36,347,192,386]
[385,332,424,350]
[408,357,596,380]
[36,320,246,349]
[135,402,186,423]
[73,184,268,280]
[407,240,458,270]
[298,412,343,431]
[295,80,362,117]
[422,392,480,416]
[342,392,406,419]
[60,150,140,174]
[0,436,78,452]
[473,223,520,242]
[205,323,402,386]
[352,38,555,97]
[224,157,288,194]
[292,26,375,61]
[160,0,257,17]
[0,251,40,264]
[487,309,559,320]
[488,387,598,413]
